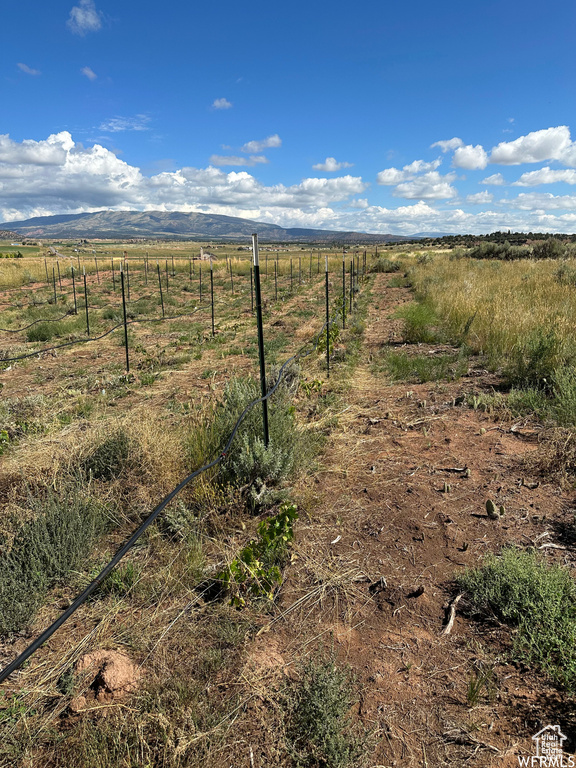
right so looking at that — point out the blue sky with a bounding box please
[2,0,576,234]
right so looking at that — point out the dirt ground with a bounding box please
[252,272,576,767]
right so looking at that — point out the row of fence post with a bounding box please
[32,246,370,379]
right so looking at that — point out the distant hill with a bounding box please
[0,210,411,244]
[0,229,19,240]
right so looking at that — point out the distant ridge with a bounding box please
[0,229,19,240]
[1,210,411,243]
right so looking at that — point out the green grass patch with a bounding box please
[458,547,576,690]
[395,300,442,343]
[0,486,112,636]
[380,350,468,383]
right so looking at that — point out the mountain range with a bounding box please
[0,210,413,243]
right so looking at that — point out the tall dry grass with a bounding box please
[408,254,576,369]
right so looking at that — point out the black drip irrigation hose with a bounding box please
[0,303,212,364]
[0,308,342,685]
[0,310,75,334]
[0,298,54,310]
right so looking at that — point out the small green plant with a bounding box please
[0,429,9,454]
[300,378,323,397]
[317,321,340,357]
[96,561,140,598]
[286,650,367,768]
[466,662,495,707]
[458,547,576,690]
[219,503,298,607]
[0,692,33,724]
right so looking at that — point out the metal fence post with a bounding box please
[342,254,346,329]
[325,254,330,379]
[252,234,270,448]
[120,265,130,372]
[72,266,77,314]
[157,262,165,317]
[83,267,90,335]
[210,258,215,336]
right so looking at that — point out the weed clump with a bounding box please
[382,350,468,383]
[286,651,366,767]
[458,547,576,690]
[26,322,56,343]
[504,328,566,391]
[0,487,111,636]
[81,428,134,480]
[370,257,399,273]
[395,301,441,344]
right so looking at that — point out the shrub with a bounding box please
[370,257,399,273]
[504,328,565,391]
[458,548,576,689]
[532,238,565,259]
[0,487,111,635]
[208,375,311,509]
[395,301,440,344]
[81,428,133,480]
[286,651,366,767]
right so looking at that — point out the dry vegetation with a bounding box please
[1,241,576,766]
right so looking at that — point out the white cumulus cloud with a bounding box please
[376,167,408,185]
[431,137,464,153]
[466,191,493,204]
[241,134,282,153]
[312,157,353,172]
[394,171,457,200]
[452,144,488,170]
[504,193,576,211]
[481,173,505,185]
[490,126,573,165]
[513,166,576,186]
[67,0,102,36]
[212,98,232,110]
[376,158,441,185]
[81,66,97,81]
[0,132,74,165]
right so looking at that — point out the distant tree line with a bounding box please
[418,231,576,249]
